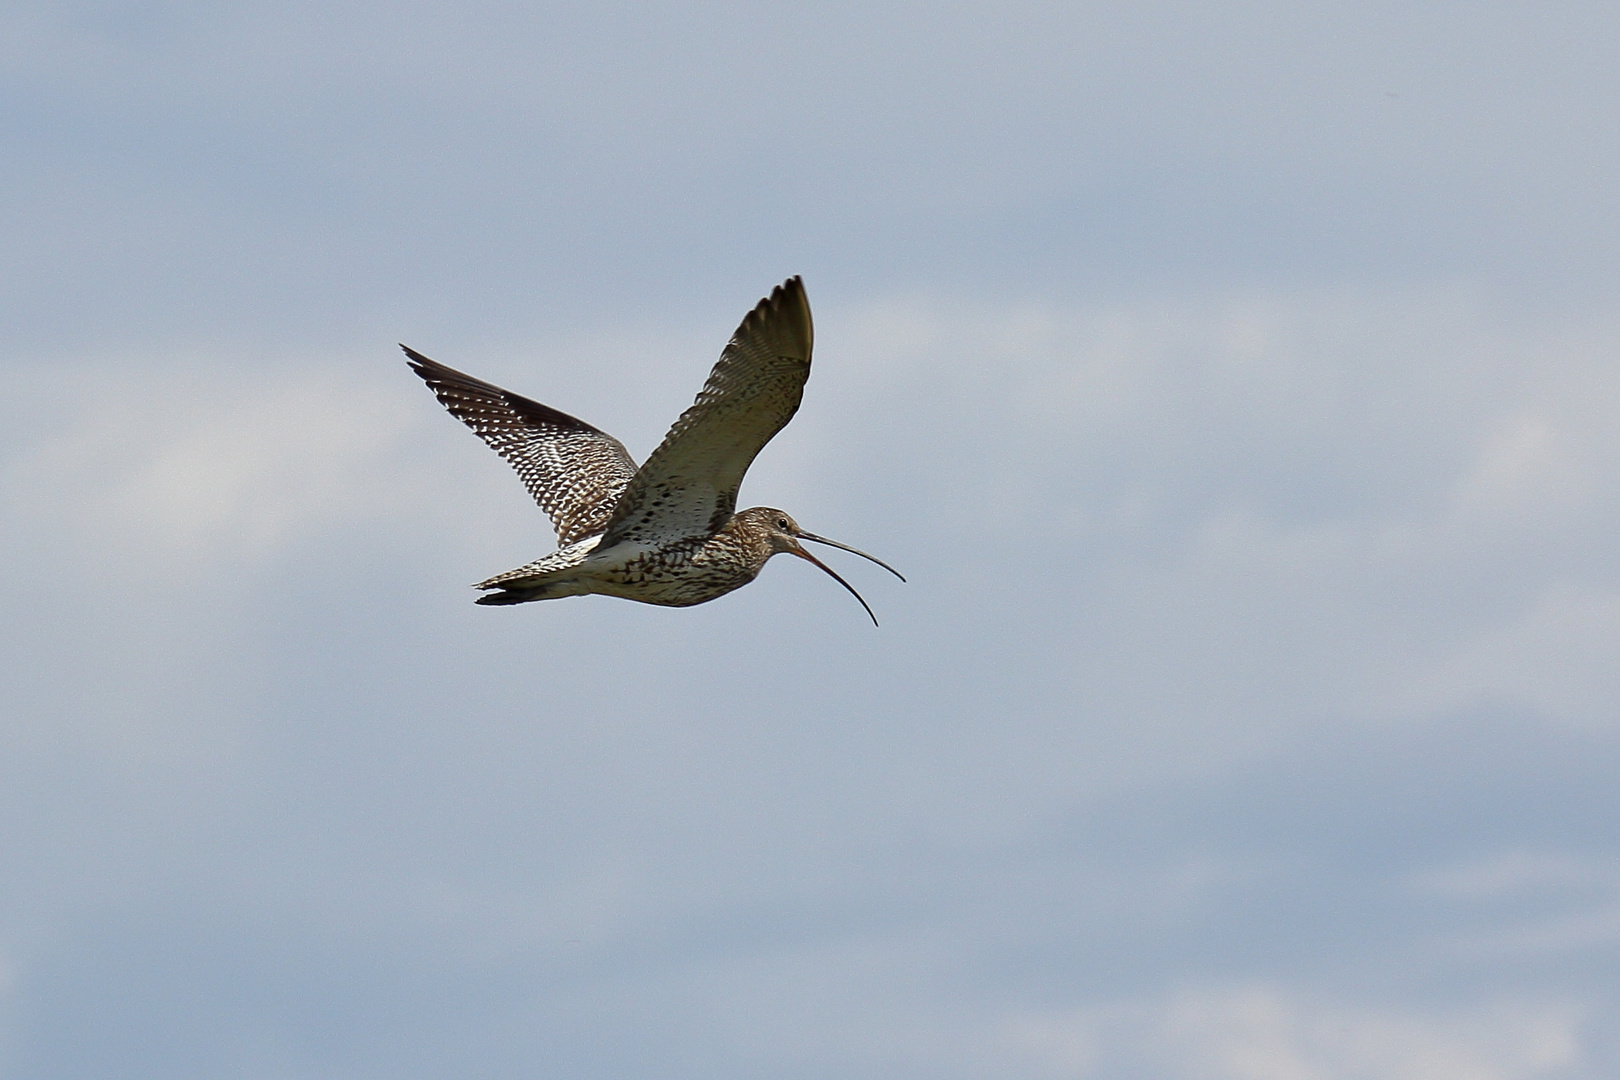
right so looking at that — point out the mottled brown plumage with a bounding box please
[404,277,904,623]
[403,348,635,545]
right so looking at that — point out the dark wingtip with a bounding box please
[400,343,437,374]
[769,276,806,315]
[735,275,812,359]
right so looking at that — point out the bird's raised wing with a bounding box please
[404,346,638,545]
[599,277,813,546]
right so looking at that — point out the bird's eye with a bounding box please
[777,518,789,529]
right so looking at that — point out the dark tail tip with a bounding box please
[475,589,532,606]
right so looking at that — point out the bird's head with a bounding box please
[738,507,906,626]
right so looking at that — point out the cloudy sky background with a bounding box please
[5,2,1620,1076]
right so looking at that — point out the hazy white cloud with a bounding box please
[55,371,414,569]
[1007,986,1584,1080]
[808,287,1620,741]
[1413,851,1620,902]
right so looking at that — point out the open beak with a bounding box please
[787,533,905,627]
[789,545,881,626]
[797,532,907,582]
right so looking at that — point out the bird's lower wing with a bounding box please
[599,277,813,546]
[404,347,638,545]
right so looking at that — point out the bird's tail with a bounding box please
[472,573,593,605]
[470,538,599,605]
[474,588,542,606]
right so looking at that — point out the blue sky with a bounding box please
[5,2,1620,1077]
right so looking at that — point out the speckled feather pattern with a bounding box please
[474,499,778,607]
[406,277,871,613]
[402,347,637,545]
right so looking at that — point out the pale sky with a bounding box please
[5,3,1620,1077]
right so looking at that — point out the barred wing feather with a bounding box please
[600,277,813,546]
[403,347,638,545]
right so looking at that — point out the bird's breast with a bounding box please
[580,533,764,605]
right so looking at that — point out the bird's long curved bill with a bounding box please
[797,532,907,583]
[789,546,883,627]
[790,533,905,627]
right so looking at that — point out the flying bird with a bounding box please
[404,277,904,624]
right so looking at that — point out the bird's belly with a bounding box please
[582,540,758,607]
